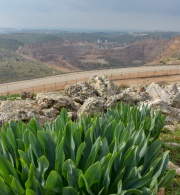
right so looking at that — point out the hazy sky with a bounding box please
[0,0,180,31]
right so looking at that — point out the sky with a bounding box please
[0,0,180,31]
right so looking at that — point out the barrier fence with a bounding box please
[0,67,180,96]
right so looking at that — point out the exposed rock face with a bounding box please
[77,97,106,117]
[65,82,98,103]
[88,75,120,98]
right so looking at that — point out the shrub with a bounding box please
[0,103,175,194]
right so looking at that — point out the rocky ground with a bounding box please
[0,75,180,193]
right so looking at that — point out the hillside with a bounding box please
[0,49,63,83]
[17,38,170,70]
[150,36,180,65]
[0,32,180,83]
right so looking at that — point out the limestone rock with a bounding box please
[167,161,180,176]
[165,83,179,95]
[43,107,60,118]
[20,91,34,100]
[68,112,78,121]
[106,88,148,108]
[36,92,78,111]
[168,92,180,109]
[65,82,98,103]
[77,97,106,117]
[0,100,39,125]
[146,82,170,102]
[88,75,120,98]
[147,99,180,124]
[156,188,165,195]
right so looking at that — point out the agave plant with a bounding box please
[0,103,175,195]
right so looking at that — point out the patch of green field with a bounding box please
[161,127,180,194]
[0,49,63,83]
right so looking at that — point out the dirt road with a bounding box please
[0,65,180,95]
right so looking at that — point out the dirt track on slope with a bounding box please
[0,65,180,95]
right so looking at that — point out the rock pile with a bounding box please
[0,75,180,127]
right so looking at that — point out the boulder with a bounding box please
[0,100,39,125]
[147,99,180,124]
[106,88,148,108]
[36,92,78,111]
[165,83,179,95]
[20,91,34,100]
[88,75,120,98]
[42,107,60,118]
[146,82,170,102]
[65,82,98,103]
[168,92,180,109]
[77,97,106,117]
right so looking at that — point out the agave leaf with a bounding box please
[84,161,102,187]
[45,171,63,193]
[158,169,176,188]
[29,132,43,159]
[76,142,86,167]
[44,131,56,171]
[18,150,31,166]
[83,137,101,171]
[0,155,19,185]
[7,127,17,153]
[37,131,46,152]
[23,129,31,152]
[78,174,94,195]
[0,176,12,195]
[25,189,36,195]
[10,176,25,195]
[64,122,76,162]
[62,159,82,188]
[55,139,65,173]
[36,155,49,183]
[25,164,39,192]
[124,169,153,190]
[62,186,78,195]
[152,151,169,180]
[29,118,42,133]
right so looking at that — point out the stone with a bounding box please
[168,92,180,109]
[163,125,176,131]
[167,161,180,176]
[20,91,34,100]
[65,82,98,103]
[164,142,180,147]
[156,188,165,195]
[43,107,60,118]
[36,92,78,111]
[88,75,120,98]
[0,100,39,125]
[77,97,106,117]
[106,88,148,108]
[146,82,170,102]
[147,99,180,124]
[68,112,78,121]
[165,83,179,95]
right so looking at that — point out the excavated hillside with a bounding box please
[150,36,180,65]
[17,38,175,71]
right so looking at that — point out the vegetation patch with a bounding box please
[0,104,176,194]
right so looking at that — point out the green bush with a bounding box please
[0,104,175,194]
